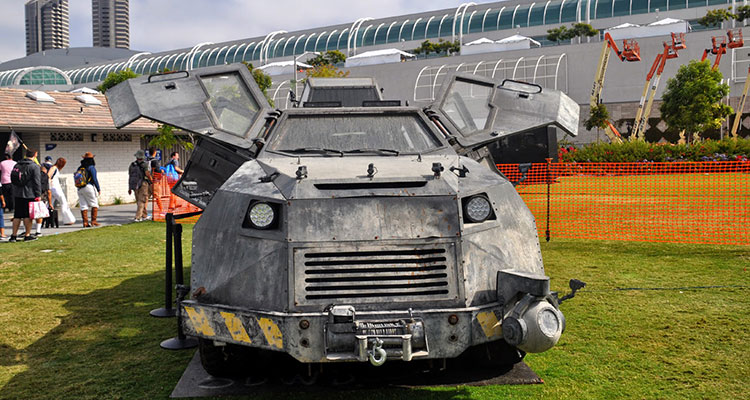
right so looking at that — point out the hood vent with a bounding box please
[314,181,427,190]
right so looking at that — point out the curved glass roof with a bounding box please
[0,66,72,86]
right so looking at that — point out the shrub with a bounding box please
[559,138,750,162]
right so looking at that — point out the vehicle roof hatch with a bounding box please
[106,64,272,149]
[430,73,578,151]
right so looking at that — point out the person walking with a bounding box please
[0,189,6,239]
[8,148,41,242]
[42,155,53,170]
[47,157,75,225]
[74,152,100,227]
[33,163,51,237]
[166,152,184,175]
[0,153,16,212]
[128,150,152,221]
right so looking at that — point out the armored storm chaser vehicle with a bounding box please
[107,65,581,376]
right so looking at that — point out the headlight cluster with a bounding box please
[462,194,493,223]
[245,201,279,229]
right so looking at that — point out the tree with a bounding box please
[305,64,350,78]
[584,104,611,131]
[97,69,138,93]
[659,60,732,140]
[546,26,570,44]
[241,62,273,105]
[410,39,460,55]
[569,23,598,39]
[546,23,597,44]
[697,8,736,27]
[148,123,194,152]
[306,50,346,67]
[735,5,750,22]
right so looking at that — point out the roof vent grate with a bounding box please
[26,90,55,103]
[75,94,102,106]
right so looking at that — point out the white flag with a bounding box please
[4,130,20,156]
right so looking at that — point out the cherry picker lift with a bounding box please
[630,33,686,140]
[701,29,744,70]
[590,32,641,143]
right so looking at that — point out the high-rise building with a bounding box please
[92,0,130,49]
[25,0,70,55]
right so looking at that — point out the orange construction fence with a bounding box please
[497,161,750,246]
[150,172,202,223]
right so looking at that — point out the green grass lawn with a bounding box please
[0,223,747,399]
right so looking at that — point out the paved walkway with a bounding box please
[2,203,146,239]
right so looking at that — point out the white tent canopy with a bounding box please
[256,60,312,76]
[461,34,541,56]
[605,18,688,40]
[344,49,415,67]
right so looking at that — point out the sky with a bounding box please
[0,0,498,63]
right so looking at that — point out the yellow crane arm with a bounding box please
[730,67,750,138]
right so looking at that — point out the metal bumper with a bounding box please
[179,300,509,363]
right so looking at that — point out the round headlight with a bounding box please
[538,308,561,337]
[248,202,275,229]
[464,195,492,223]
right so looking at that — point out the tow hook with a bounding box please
[368,338,387,366]
[559,279,586,304]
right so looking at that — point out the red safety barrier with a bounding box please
[151,172,202,223]
[497,161,750,245]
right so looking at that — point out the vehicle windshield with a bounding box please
[269,114,442,155]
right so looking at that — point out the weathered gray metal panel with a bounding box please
[191,190,289,311]
[286,197,460,242]
[431,72,579,151]
[106,64,271,149]
[460,182,545,307]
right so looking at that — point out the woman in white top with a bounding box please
[48,157,76,225]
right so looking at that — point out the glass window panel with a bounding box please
[411,20,426,40]
[613,0,630,16]
[561,1,578,22]
[483,9,501,31]
[514,6,530,28]
[545,1,563,25]
[688,0,705,7]
[469,13,484,33]
[529,4,545,26]
[426,18,441,38]
[649,0,667,11]
[707,0,727,5]
[374,26,388,45]
[499,9,513,29]
[438,16,454,37]
[216,49,229,65]
[596,0,613,18]
[668,0,686,10]
[270,114,441,154]
[200,73,260,137]
[304,37,316,52]
[338,32,350,49]
[400,21,416,40]
[440,79,494,135]
[632,0,648,13]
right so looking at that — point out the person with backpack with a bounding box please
[75,152,100,227]
[8,148,41,242]
[128,150,152,222]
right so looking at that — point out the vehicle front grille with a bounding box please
[293,243,458,306]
